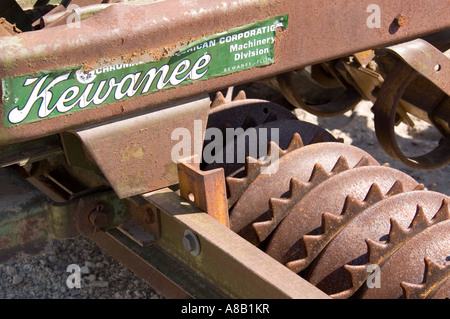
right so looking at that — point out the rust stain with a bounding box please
[0,236,11,249]
[81,40,192,73]
[17,217,46,245]
[120,143,145,162]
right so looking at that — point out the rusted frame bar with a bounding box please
[134,188,329,299]
[87,228,227,299]
[0,167,55,263]
[1,0,449,145]
[0,166,135,263]
[75,187,330,299]
[1,159,176,265]
[0,134,63,167]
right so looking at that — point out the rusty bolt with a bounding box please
[395,14,407,27]
[144,208,156,224]
[88,205,109,229]
[182,229,200,256]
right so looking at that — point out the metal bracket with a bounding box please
[177,157,230,228]
[385,39,449,96]
[61,96,211,199]
[116,197,160,247]
[374,39,450,170]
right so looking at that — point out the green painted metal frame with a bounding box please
[88,188,330,299]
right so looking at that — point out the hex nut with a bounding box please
[182,229,200,256]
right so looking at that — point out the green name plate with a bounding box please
[2,15,288,127]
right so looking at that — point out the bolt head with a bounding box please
[88,210,109,228]
[182,235,194,252]
[395,14,407,26]
[182,229,200,256]
[145,208,156,224]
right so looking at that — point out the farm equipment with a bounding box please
[0,0,449,299]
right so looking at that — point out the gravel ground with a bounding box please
[0,85,448,299]
[0,237,163,299]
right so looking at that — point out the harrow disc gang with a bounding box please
[205,94,450,299]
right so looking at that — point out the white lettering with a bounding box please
[190,54,211,80]
[55,86,80,113]
[66,4,81,29]
[66,264,81,289]
[367,4,381,28]
[202,127,223,164]
[8,73,70,124]
[366,264,381,288]
[181,303,215,316]
[168,59,191,85]
[171,127,192,162]
[114,73,141,100]
[172,122,280,174]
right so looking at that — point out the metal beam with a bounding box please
[1,0,449,145]
[134,188,329,299]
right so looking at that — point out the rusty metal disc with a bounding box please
[265,166,421,265]
[306,191,449,296]
[206,98,297,133]
[401,256,450,299]
[203,119,338,177]
[360,220,450,299]
[229,143,379,244]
